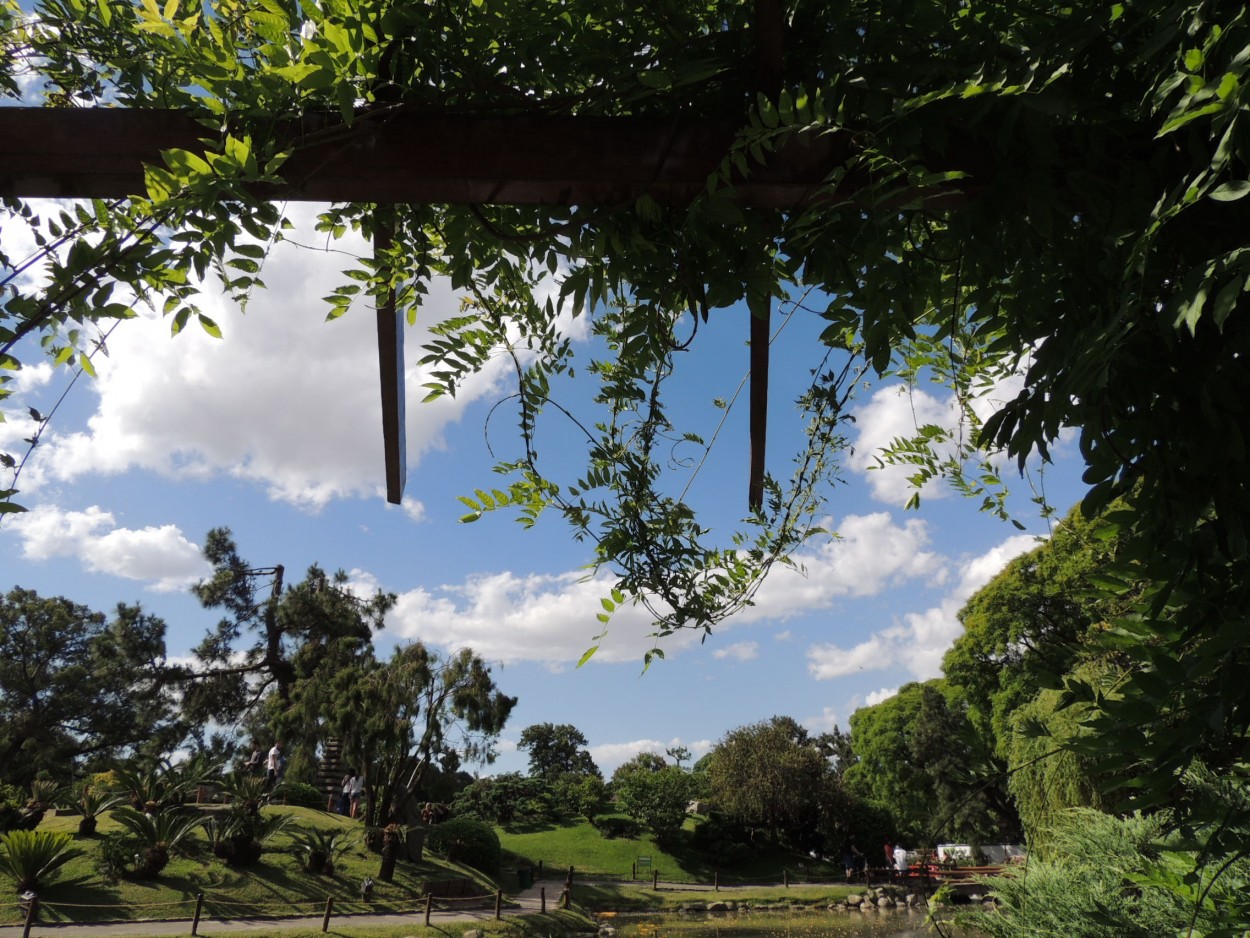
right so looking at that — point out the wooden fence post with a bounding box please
[714,871,719,892]
[424,893,432,926]
[495,890,503,920]
[191,892,204,935]
[21,896,37,938]
[783,870,789,888]
[632,861,636,880]
[321,897,333,933]
[540,886,546,913]
[538,859,544,878]
[652,869,658,890]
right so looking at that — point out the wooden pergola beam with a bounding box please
[0,108,848,208]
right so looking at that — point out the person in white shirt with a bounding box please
[893,844,908,878]
[350,774,366,819]
[266,741,282,788]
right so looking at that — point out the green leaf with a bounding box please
[1209,180,1250,201]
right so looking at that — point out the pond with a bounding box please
[605,909,981,938]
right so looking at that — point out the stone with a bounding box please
[846,894,863,906]
[707,902,729,912]
[877,897,893,909]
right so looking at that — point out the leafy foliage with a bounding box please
[288,827,353,875]
[611,754,694,844]
[0,588,176,787]
[518,723,600,781]
[425,817,502,875]
[0,830,79,893]
[105,807,202,879]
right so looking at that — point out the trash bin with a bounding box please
[517,866,533,889]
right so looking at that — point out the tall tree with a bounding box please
[0,588,176,786]
[517,723,599,780]
[611,753,693,844]
[704,716,826,846]
[179,528,394,776]
[331,643,516,831]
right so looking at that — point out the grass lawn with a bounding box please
[0,807,498,926]
[496,815,841,886]
[566,882,857,914]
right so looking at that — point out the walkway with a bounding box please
[0,880,565,938]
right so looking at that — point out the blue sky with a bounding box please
[1,202,1087,777]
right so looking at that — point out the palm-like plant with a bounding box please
[0,830,80,893]
[111,807,202,879]
[290,828,353,875]
[16,780,61,831]
[216,772,275,818]
[62,786,125,838]
[111,757,220,814]
[202,808,292,867]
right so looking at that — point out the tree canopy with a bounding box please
[2,0,1249,808]
[0,587,177,786]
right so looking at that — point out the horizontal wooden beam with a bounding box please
[0,107,855,208]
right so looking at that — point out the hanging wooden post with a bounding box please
[191,893,204,935]
[424,894,432,926]
[747,0,783,513]
[374,210,406,505]
[321,897,334,932]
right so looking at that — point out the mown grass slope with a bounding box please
[0,806,495,925]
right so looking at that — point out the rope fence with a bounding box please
[7,885,518,935]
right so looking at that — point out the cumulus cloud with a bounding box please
[9,505,210,591]
[865,687,898,707]
[738,512,945,623]
[849,375,1027,507]
[385,569,705,666]
[381,511,946,669]
[20,206,510,510]
[803,707,840,733]
[806,532,1039,682]
[712,641,759,662]
[586,737,712,775]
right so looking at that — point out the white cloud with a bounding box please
[712,641,759,662]
[22,206,508,510]
[740,512,945,623]
[803,706,840,733]
[806,532,1040,682]
[385,569,704,666]
[586,737,711,775]
[397,496,426,522]
[9,505,210,591]
[773,630,792,642]
[849,375,1027,507]
[865,687,898,707]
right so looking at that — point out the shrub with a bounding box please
[0,830,80,893]
[280,781,326,810]
[426,818,502,874]
[0,785,25,834]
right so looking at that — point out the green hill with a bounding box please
[0,807,494,925]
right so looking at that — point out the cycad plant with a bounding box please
[289,828,353,875]
[63,785,125,838]
[202,808,291,867]
[110,807,202,879]
[17,780,61,831]
[0,830,80,893]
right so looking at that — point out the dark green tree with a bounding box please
[610,754,693,844]
[704,716,826,846]
[0,588,176,787]
[329,643,516,833]
[517,723,600,780]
